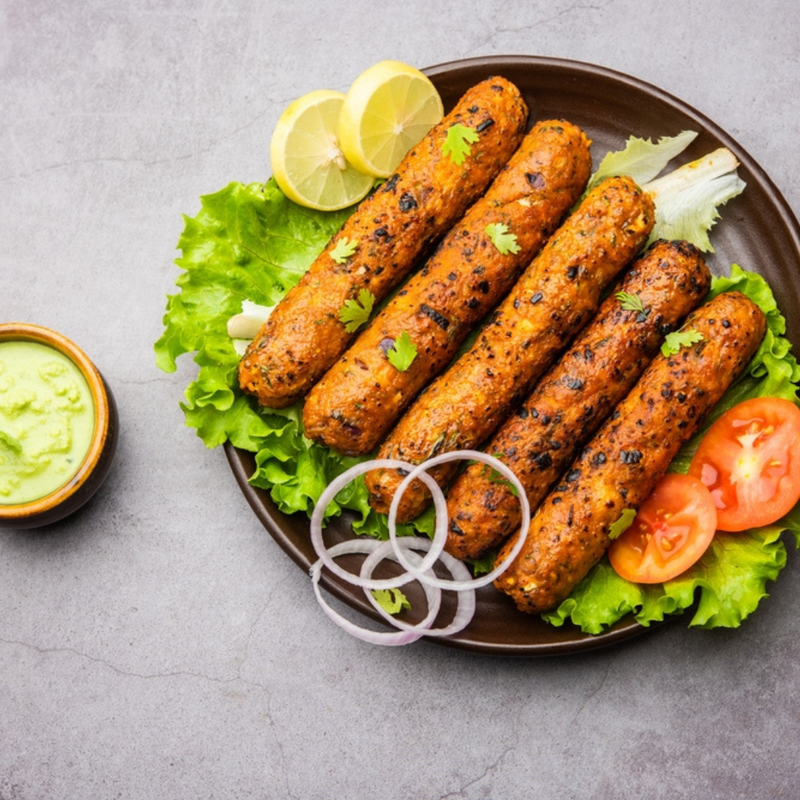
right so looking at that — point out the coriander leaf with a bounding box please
[608,508,637,540]
[330,236,359,264]
[483,465,519,496]
[615,291,647,315]
[661,328,704,357]
[386,331,417,371]
[442,123,479,166]
[337,288,376,333]
[485,222,521,255]
[371,588,411,615]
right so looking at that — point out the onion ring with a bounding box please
[309,458,448,591]
[308,450,530,645]
[386,450,530,590]
[310,539,439,646]
[360,538,476,638]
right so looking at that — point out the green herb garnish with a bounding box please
[485,222,521,255]
[661,329,705,357]
[442,124,479,165]
[608,508,637,540]
[615,290,648,316]
[386,331,417,372]
[371,588,411,615]
[330,236,359,264]
[338,288,376,333]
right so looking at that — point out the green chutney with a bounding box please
[0,340,95,505]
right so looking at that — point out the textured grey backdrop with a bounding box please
[2,1,799,798]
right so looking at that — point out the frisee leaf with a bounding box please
[442,124,480,165]
[615,291,647,316]
[371,588,411,615]
[338,288,376,333]
[485,222,521,255]
[330,236,359,264]
[386,331,417,371]
[661,329,705,357]
[586,130,698,193]
[608,508,637,540]
[643,147,745,253]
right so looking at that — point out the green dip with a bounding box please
[0,340,95,505]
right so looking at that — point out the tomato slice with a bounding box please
[608,473,717,584]
[688,397,800,532]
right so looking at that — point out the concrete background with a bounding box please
[2,1,799,797]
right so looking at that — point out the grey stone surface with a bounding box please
[2,1,800,797]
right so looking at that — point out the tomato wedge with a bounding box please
[608,473,717,584]
[688,397,800,532]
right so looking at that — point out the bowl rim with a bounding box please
[0,322,112,519]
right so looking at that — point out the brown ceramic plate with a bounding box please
[225,55,800,656]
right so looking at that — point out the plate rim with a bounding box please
[226,55,800,656]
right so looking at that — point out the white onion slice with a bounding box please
[360,538,476,638]
[310,458,449,591]
[386,450,531,590]
[308,449,531,645]
[310,539,438,646]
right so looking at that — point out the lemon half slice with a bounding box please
[338,61,444,179]
[270,89,374,211]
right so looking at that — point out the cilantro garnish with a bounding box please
[615,290,648,316]
[661,329,705,357]
[386,331,417,371]
[330,236,359,264]
[371,588,411,615]
[489,470,519,496]
[478,461,519,496]
[485,222,521,255]
[338,288,376,333]
[442,124,480,165]
[608,508,637,540]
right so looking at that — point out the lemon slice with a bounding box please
[338,60,444,178]
[270,89,374,211]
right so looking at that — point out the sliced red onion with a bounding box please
[310,539,436,646]
[360,538,475,638]
[309,458,448,591]
[386,450,530,591]
[309,449,530,645]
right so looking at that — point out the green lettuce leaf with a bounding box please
[545,265,800,633]
[155,181,437,539]
[155,180,352,370]
[585,133,745,253]
[543,525,787,634]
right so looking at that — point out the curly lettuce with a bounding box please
[155,180,433,539]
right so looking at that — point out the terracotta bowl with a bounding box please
[0,323,118,530]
